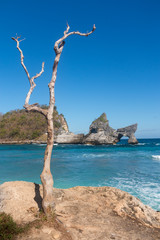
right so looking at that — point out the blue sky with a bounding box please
[0,0,160,138]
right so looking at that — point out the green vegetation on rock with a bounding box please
[0,106,67,140]
[0,212,27,240]
[92,113,108,124]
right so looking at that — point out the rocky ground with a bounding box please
[0,181,160,240]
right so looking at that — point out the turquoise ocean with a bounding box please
[0,139,160,211]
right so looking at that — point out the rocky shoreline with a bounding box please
[0,181,160,240]
[0,113,138,145]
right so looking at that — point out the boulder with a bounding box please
[55,132,84,144]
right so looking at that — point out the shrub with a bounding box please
[9,128,20,138]
[0,213,25,240]
[54,121,61,128]
[31,130,41,139]
[0,129,7,138]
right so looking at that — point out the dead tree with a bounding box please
[12,24,96,215]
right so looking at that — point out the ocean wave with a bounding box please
[138,143,146,146]
[82,153,106,158]
[155,143,160,146]
[102,177,160,211]
[152,155,160,160]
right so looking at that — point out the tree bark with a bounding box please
[40,117,55,213]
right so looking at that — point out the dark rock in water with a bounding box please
[83,113,138,145]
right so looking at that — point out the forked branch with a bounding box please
[12,36,46,116]
[12,37,31,82]
[49,24,96,114]
[54,24,96,55]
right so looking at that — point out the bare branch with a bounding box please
[66,24,96,38]
[12,36,31,82]
[63,23,70,35]
[31,62,45,82]
[54,24,96,55]
[19,38,26,42]
[25,62,45,106]
[51,24,96,107]
[12,36,45,111]
[24,103,48,117]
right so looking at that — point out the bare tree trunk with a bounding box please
[41,117,55,213]
[40,53,61,214]
[12,24,96,216]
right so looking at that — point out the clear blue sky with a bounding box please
[0,0,160,138]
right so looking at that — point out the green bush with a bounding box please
[31,130,41,139]
[9,128,20,138]
[54,121,61,128]
[18,115,26,125]
[0,213,24,240]
[0,129,7,138]
[41,104,49,109]
[0,106,63,140]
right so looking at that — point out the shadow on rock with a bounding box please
[34,183,42,211]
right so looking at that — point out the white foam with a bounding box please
[33,143,47,146]
[82,153,106,158]
[152,155,160,160]
[105,177,160,211]
[156,143,160,146]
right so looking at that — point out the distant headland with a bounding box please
[0,107,138,145]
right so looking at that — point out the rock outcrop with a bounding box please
[117,124,138,144]
[54,114,69,135]
[55,132,84,144]
[83,113,138,145]
[0,181,160,240]
[0,110,138,145]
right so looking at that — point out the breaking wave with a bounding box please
[152,155,160,160]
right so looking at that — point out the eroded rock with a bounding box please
[83,113,138,145]
[55,132,84,144]
[0,182,160,240]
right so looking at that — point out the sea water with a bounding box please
[0,139,160,211]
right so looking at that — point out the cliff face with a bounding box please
[54,114,69,135]
[54,113,138,145]
[83,113,138,145]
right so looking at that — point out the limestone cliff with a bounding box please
[54,114,69,135]
[83,113,138,144]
